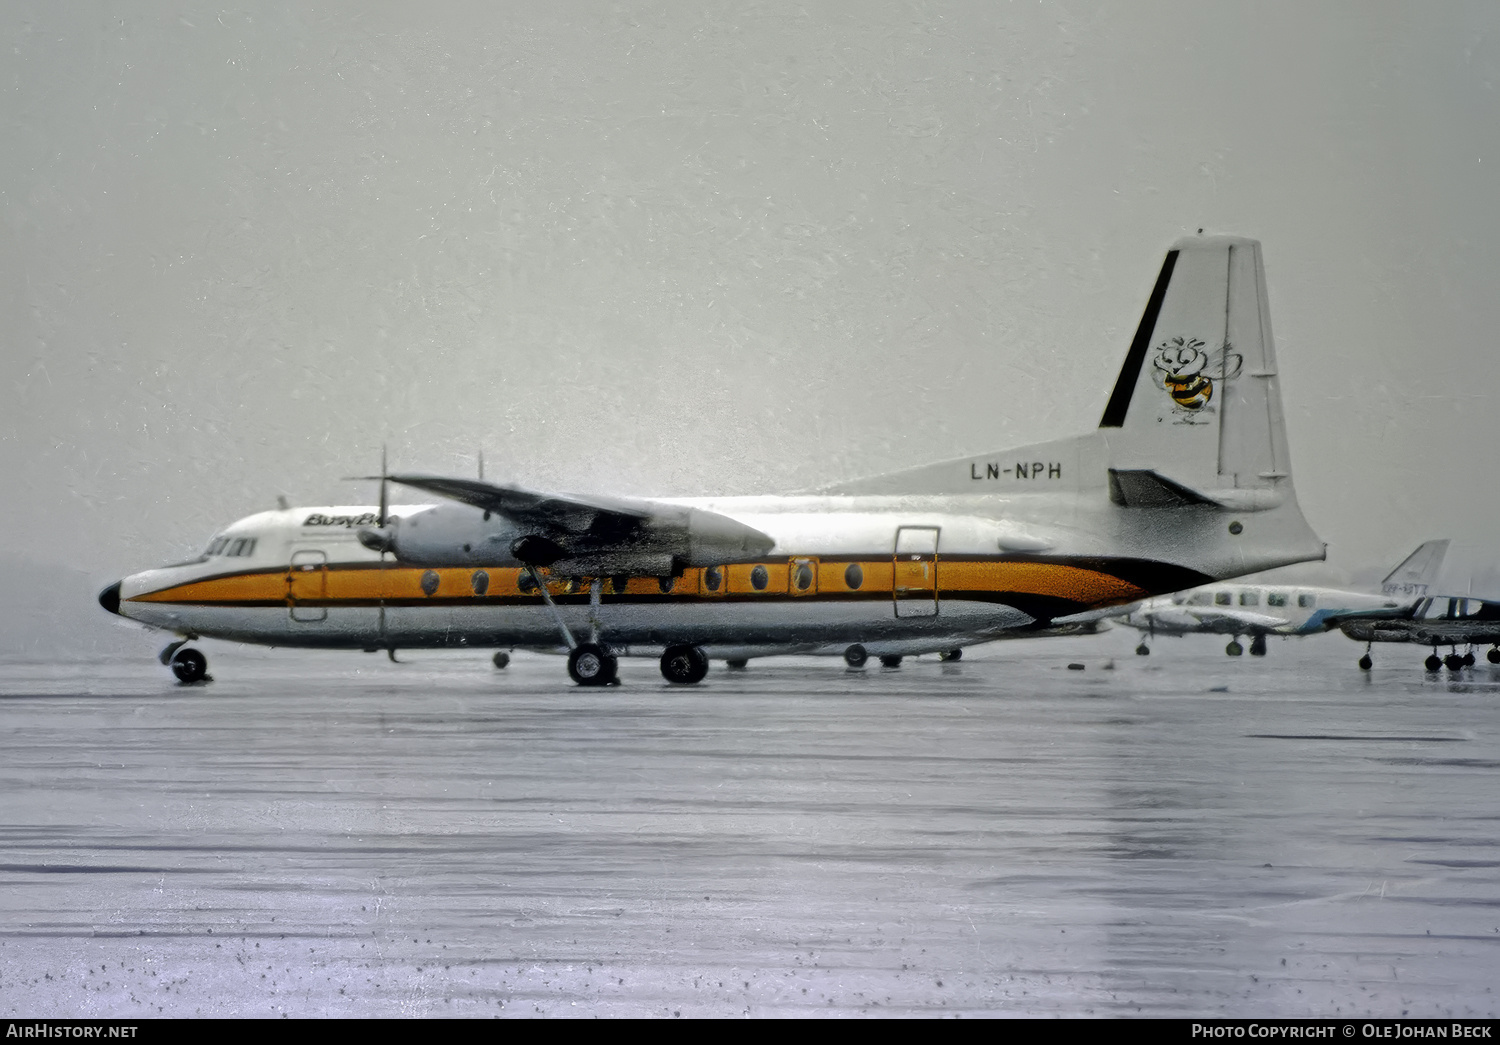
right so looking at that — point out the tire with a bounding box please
[171,648,208,684]
[1445,654,1465,672]
[939,648,963,662]
[568,643,616,686]
[725,659,748,670]
[880,655,903,669]
[1226,641,1243,657]
[843,644,868,668]
[492,651,511,670]
[1358,655,1373,671]
[1249,635,1267,657]
[1489,648,1500,665]
[1425,654,1442,671]
[1135,644,1150,656]
[660,644,709,684]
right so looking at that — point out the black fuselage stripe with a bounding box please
[1099,249,1178,428]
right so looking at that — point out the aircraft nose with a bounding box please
[98,581,122,615]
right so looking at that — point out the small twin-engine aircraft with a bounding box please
[99,236,1326,685]
[1340,591,1500,672]
[1116,540,1449,658]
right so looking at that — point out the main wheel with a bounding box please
[1249,635,1267,657]
[880,654,903,669]
[1425,654,1442,671]
[1463,651,1476,667]
[492,651,511,670]
[939,648,963,662]
[170,648,208,683]
[1226,641,1243,657]
[1135,644,1150,656]
[843,644,868,668]
[1358,654,1373,670]
[725,658,749,670]
[1445,653,1465,672]
[568,643,616,686]
[1489,648,1500,665]
[660,645,709,684]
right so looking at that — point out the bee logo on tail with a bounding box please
[1152,337,1243,421]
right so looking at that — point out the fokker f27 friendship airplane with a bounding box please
[1116,540,1449,658]
[100,236,1326,685]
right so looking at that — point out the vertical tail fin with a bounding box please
[1381,539,1450,598]
[1100,236,1292,509]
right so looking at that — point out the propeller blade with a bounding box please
[378,445,389,529]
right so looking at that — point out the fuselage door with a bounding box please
[893,527,939,617]
[287,548,328,622]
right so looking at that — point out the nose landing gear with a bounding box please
[169,647,209,684]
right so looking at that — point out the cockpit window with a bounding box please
[203,536,257,558]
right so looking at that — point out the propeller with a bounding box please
[352,446,395,553]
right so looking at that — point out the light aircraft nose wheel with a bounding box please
[492,652,510,670]
[939,649,963,662]
[1135,644,1150,656]
[568,643,617,687]
[1225,641,1244,657]
[1425,653,1442,671]
[170,648,209,684]
[1249,635,1267,657]
[880,655,903,669]
[1358,654,1373,671]
[843,644,868,668]
[1489,648,1500,665]
[660,644,709,684]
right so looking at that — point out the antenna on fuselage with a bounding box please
[478,448,484,482]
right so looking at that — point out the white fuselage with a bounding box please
[1119,583,1402,639]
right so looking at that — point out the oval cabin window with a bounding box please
[845,563,864,590]
[750,565,769,591]
[794,564,813,591]
[420,570,440,596]
[704,566,722,592]
[471,570,489,596]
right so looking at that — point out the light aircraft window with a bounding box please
[845,563,863,590]
[794,564,813,591]
[1267,592,1287,607]
[1188,592,1211,606]
[1298,593,1315,608]
[519,572,538,595]
[1240,592,1259,606]
[471,570,489,596]
[420,570,440,596]
[704,566,722,592]
[1215,592,1232,606]
[751,565,769,591]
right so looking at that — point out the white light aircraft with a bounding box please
[1115,539,1449,658]
[100,236,1326,686]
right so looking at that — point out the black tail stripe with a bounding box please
[1099,249,1178,428]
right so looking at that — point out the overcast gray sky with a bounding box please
[4,1,1499,626]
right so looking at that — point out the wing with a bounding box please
[387,474,653,537]
[1134,606,1289,633]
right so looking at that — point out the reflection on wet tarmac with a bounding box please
[1,636,1497,1017]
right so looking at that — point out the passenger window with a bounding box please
[1239,592,1259,606]
[750,565,769,591]
[793,563,813,591]
[1189,592,1211,606]
[1298,594,1315,608]
[704,566,722,592]
[845,563,863,590]
[1215,592,1231,606]
[1267,592,1287,607]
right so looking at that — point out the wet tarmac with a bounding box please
[1,632,1498,1018]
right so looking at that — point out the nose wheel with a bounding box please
[1225,640,1244,657]
[170,647,209,684]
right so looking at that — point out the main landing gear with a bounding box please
[1426,647,1478,672]
[1249,634,1267,657]
[529,568,709,687]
